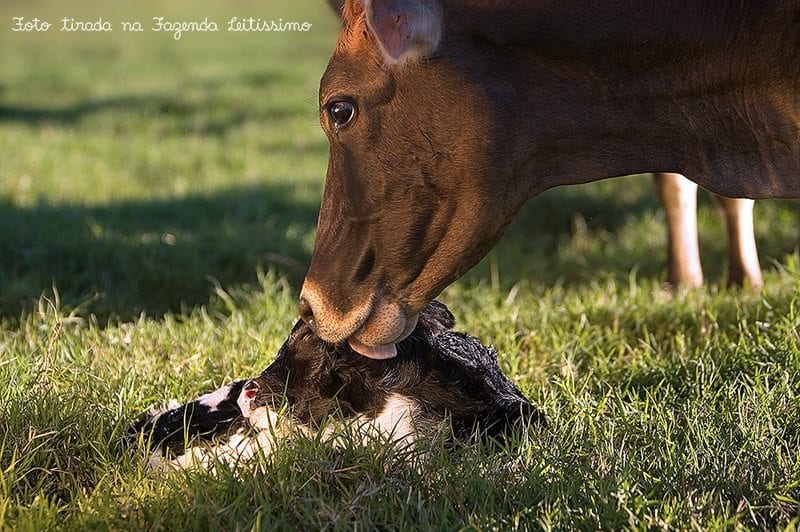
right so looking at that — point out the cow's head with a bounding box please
[301,0,524,358]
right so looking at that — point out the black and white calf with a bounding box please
[130,302,543,469]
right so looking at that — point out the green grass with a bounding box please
[2,1,800,529]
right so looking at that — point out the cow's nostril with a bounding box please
[299,296,316,330]
[354,247,376,283]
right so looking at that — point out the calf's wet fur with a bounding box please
[130,302,543,467]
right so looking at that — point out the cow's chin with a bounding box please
[346,302,419,360]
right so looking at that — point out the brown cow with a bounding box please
[321,1,763,290]
[304,0,800,359]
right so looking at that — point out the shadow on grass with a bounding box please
[467,177,800,289]
[1,175,797,322]
[462,178,668,288]
[0,179,663,322]
[0,183,319,322]
[0,70,307,137]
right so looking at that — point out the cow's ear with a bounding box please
[363,0,442,66]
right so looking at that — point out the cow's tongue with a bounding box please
[347,337,397,359]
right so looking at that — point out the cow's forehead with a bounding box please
[319,53,355,102]
[319,50,394,106]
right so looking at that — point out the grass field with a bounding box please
[2,1,800,529]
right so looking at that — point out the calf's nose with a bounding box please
[243,380,259,400]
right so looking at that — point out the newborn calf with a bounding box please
[131,302,542,469]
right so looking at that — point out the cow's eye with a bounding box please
[328,100,356,129]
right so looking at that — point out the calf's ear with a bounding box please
[418,300,455,334]
[363,0,443,65]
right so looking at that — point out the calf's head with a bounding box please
[240,301,541,440]
[301,0,526,358]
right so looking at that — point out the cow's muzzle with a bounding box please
[298,283,418,359]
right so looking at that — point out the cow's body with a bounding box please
[302,1,800,358]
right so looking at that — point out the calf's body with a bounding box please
[131,302,540,469]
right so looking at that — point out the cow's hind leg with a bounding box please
[653,172,704,288]
[712,195,763,288]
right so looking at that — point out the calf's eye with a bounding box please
[328,100,356,129]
